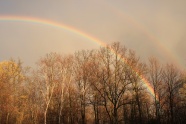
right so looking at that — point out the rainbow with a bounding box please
[0,15,155,96]
[106,3,183,70]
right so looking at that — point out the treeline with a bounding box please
[0,42,186,124]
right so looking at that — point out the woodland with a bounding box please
[0,42,186,124]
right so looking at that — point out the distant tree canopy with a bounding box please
[0,42,186,124]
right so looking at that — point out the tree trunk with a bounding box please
[58,104,62,124]
[93,103,99,124]
[170,95,174,124]
[44,110,47,124]
[136,96,142,124]
[6,113,9,124]
[113,106,118,124]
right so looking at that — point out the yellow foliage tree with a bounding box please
[0,60,26,124]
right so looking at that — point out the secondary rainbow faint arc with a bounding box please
[0,15,155,96]
[105,2,182,69]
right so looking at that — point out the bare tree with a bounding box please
[73,50,94,124]
[36,53,61,124]
[163,64,181,124]
[57,55,74,124]
[148,57,164,123]
[90,42,133,124]
[27,76,42,124]
[126,50,147,124]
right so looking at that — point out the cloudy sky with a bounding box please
[0,0,186,69]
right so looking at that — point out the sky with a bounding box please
[0,0,186,69]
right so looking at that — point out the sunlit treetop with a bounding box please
[0,60,24,82]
